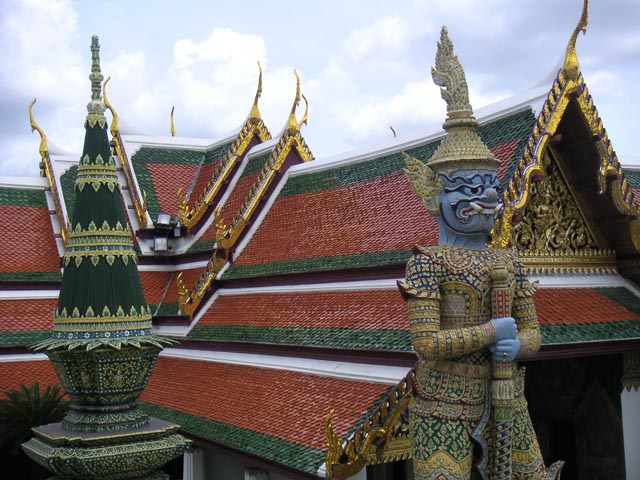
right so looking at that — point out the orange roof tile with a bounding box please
[234,173,438,267]
[141,356,390,450]
[0,360,59,397]
[1,205,60,273]
[0,299,55,332]
[139,271,174,305]
[535,288,640,326]
[199,290,408,330]
[146,163,199,218]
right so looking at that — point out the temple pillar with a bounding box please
[245,466,269,480]
[183,446,205,480]
[621,352,640,480]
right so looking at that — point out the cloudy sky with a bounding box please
[1,0,638,177]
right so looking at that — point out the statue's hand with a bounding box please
[490,317,517,341]
[491,337,521,362]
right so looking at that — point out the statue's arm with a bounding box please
[512,261,542,359]
[400,253,497,360]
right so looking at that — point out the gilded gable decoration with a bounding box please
[492,0,640,255]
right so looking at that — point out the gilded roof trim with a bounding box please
[29,98,70,245]
[325,370,414,479]
[177,66,272,231]
[178,130,314,318]
[103,78,149,227]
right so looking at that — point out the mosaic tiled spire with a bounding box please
[34,36,172,352]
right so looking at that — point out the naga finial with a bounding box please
[431,26,472,116]
[563,0,589,81]
[170,106,177,137]
[249,61,263,124]
[29,98,49,165]
[286,69,304,135]
[390,125,397,138]
[86,35,106,127]
[103,76,119,136]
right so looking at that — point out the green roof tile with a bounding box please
[0,272,61,282]
[188,325,412,351]
[60,165,78,219]
[0,187,48,208]
[223,249,412,280]
[625,169,640,188]
[596,287,640,316]
[139,402,326,475]
[541,321,640,344]
[241,151,272,179]
[0,330,51,346]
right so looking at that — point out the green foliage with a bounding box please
[0,383,69,454]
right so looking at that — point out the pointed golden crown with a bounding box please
[428,26,499,174]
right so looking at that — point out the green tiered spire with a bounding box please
[34,36,171,352]
[23,37,188,480]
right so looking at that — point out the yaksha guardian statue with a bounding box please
[399,27,563,480]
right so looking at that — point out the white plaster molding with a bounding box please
[0,353,48,363]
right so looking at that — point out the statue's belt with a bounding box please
[428,359,491,378]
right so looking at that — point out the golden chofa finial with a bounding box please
[563,0,589,81]
[103,76,119,137]
[286,69,308,135]
[29,99,49,171]
[249,61,263,124]
[170,106,177,136]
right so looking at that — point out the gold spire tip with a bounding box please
[563,0,589,81]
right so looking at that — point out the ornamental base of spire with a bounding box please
[47,345,162,432]
[22,417,190,480]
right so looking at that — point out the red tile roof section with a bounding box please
[165,267,204,304]
[234,173,438,267]
[146,163,199,218]
[535,289,640,326]
[0,360,59,398]
[219,173,261,225]
[494,140,520,181]
[188,161,222,209]
[139,271,174,305]
[141,357,390,450]
[0,299,56,333]
[199,290,408,330]
[1,205,60,273]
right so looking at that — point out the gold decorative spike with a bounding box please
[563,0,589,81]
[29,98,49,167]
[170,106,177,137]
[390,126,397,138]
[29,99,69,245]
[402,151,443,215]
[103,77,119,137]
[176,272,188,297]
[286,69,302,135]
[298,94,309,130]
[177,187,189,220]
[249,61,263,124]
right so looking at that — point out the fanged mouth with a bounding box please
[459,202,503,220]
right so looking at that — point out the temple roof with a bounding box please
[224,108,535,281]
[139,355,393,477]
